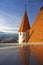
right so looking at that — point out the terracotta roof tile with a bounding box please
[28,7,43,65]
[18,11,30,32]
[28,7,43,42]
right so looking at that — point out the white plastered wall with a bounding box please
[19,32,26,44]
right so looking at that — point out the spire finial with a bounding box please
[25,0,26,11]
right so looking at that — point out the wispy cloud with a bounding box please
[0,0,43,33]
[0,11,21,33]
[0,25,19,33]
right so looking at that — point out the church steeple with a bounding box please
[18,11,30,32]
[18,0,30,43]
[18,0,30,32]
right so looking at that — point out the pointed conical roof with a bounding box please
[28,7,43,65]
[28,6,43,42]
[18,11,30,32]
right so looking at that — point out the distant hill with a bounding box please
[0,31,18,43]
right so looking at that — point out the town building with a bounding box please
[19,6,43,65]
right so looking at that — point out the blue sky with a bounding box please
[0,0,43,33]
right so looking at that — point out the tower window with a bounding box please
[20,33,21,35]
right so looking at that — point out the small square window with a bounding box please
[20,33,21,35]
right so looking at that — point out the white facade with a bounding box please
[19,32,26,44]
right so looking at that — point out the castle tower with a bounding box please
[18,10,30,44]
